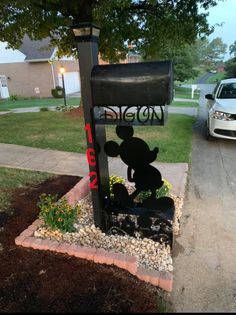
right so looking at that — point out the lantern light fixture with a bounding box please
[72,23,100,42]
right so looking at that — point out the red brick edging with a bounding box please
[15,175,173,292]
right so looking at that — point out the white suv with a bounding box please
[205,78,236,140]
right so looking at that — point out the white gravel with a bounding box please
[34,189,183,273]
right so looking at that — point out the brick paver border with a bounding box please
[15,175,173,292]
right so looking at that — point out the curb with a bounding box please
[15,175,173,292]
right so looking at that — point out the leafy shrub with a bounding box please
[51,86,64,98]
[109,174,125,196]
[9,95,30,101]
[137,179,172,202]
[40,107,49,112]
[37,193,80,233]
[56,104,75,112]
[9,94,19,101]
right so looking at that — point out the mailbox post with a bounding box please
[72,23,109,230]
[72,22,175,246]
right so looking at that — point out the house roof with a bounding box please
[19,35,55,62]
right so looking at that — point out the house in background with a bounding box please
[0,36,140,100]
[216,62,225,73]
[0,35,81,99]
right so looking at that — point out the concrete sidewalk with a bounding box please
[0,143,188,198]
[168,106,198,116]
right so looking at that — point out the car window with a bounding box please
[212,82,220,98]
[217,83,236,99]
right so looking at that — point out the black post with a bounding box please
[72,23,109,230]
[61,72,67,107]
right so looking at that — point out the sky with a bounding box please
[204,0,236,59]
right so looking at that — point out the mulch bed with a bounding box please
[64,107,84,119]
[0,175,167,313]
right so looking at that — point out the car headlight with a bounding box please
[212,111,234,121]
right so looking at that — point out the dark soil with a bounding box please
[0,175,165,313]
[64,107,84,119]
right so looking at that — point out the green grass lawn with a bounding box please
[171,100,198,107]
[206,72,225,84]
[0,111,195,163]
[107,114,195,163]
[0,97,80,111]
[174,86,200,100]
[175,66,207,85]
[0,112,87,152]
[0,167,53,213]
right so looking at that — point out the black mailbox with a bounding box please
[91,61,173,106]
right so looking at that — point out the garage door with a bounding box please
[58,71,80,95]
[0,75,9,99]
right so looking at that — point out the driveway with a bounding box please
[196,72,216,84]
[171,84,236,312]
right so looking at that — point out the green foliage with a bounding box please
[0,0,219,63]
[109,174,125,196]
[205,71,225,83]
[174,85,200,100]
[40,107,49,112]
[9,95,19,101]
[51,86,64,98]
[159,43,200,82]
[137,179,172,202]
[198,37,227,68]
[161,36,227,82]
[56,104,77,112]
[0,112,195,162]
[0,97,80,111]
[8,95,31,101]
[224,57,236,78]
[171,100,198,107]
[37,193,80,233]
[229,41,236,58]
[0,167,51,214]
[0,112,87,153]
[156,295,173,313]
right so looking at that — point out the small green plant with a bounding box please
[109,174,125,196]
[137,179,172,202]
[8,94,19,101]
[51,86,64,98]
[56,104,75,112]
[37,193,80,233]
[156,296,173,313]
[40,107,49,112]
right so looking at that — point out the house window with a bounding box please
[0,75,7,87]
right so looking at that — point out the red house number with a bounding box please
[84,123,98,189]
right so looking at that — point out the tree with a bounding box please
[199,37,227,69]
[224,57,236,78]
[229,41,236,58]
[156,43,200,82]
[0,0,221,62]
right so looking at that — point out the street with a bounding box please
[171,84,236,312]
[196,73,216,84]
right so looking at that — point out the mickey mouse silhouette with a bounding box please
[104,126,174,210]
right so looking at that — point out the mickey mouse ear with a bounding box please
[104,141,120,157]
[116,126,134,140]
